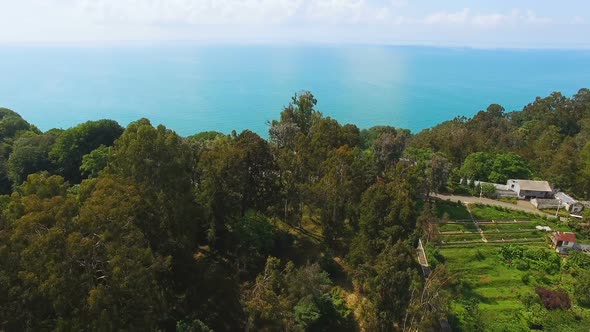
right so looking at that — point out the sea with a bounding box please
[1,44,589,137]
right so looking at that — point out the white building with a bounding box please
[554,192,584,214]
[507,179,553,199]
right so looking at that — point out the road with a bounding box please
[432,193,561,220]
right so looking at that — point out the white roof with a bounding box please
[513,180,552,192]
[554,192,577,204]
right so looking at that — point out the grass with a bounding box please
[434,200,471,220]
[478,222,535,231]
[440,233,483,242]
[483,231,545,241]
[439,239,590,331]
[541,208,571,218]
[438,222,478,233]
[470,204,545,221]
[441,244,547,330]
[431,201,590,329]
[497,197,518,204]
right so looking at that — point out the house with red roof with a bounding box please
[551,231,576,254]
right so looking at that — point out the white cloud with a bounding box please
[77,0,304,25]
[304,0,396,24]
[422,8,552,28]
[423,8,470,25]
[571,16,586,25]
[0,0,579,46]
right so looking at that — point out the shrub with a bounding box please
[535,287,571,310]
[575,271,590,308]
[499,245,524,262]
[521,273,531,285]
[566,251,590,270]
[515,259,530,271]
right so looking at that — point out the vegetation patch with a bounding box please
[434,200,472,220]
[535,287,571,310]
[440,243,590,330]
[471,204,543,221]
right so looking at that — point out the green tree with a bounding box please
[368,242,420,329]
[50,119,123,183]
[80,144,111,178]
[488,153,531,184]
[459,152,494,182]
[6,131,58,186]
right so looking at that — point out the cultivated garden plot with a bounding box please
[429,201,590,331]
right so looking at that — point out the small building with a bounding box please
[507,179,553,199]
[551,231,576,254]
[473,181,517,198]
[555,192,584,214]
[531,198,561,210]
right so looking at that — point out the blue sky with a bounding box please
[1,0,588,48]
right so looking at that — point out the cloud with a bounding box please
[571,16,587,25]
[422,8,552,28]
[304,0,396,24]
[423,8,470,25]
[76,0,304,25]
[0,0,581,46]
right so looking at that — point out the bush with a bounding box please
[566,251,590,270]
[499,245,524,262]
[521,273,532,285]
[481,183,497,198]
[535,287,571,310]
[515,259,530,271]
[575,271,590,308]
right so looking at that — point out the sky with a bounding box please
[0,0,589,48]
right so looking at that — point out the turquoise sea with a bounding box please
[1,45,589,136]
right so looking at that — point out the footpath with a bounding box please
[432,193,560,220]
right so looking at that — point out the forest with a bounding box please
[1,88,590,331]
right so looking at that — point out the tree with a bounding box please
[281,91,319,136]
[107,118,202,251]
[426,153,452,194]
[80,145,111,178]
[403,265,453,331]
[0,173,165,330]
[372,128,411,169]
[488,153,531,184]
[417,202,439,243]
[353,171,417,262]
[368,242,420,329]
[50,119,123,183]
[243,257,350,332]
[0,108,39,194]
[6,131,58,186]
[459,152,494,182]
[315,145,355,244]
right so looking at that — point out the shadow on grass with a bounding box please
[453,279,497,305]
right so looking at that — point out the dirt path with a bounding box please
[432,193,559,220]
[465,203,487,242]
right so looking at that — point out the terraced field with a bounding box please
[438,221,548,244]
[432,200,590,330]
[440,244,548,330]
